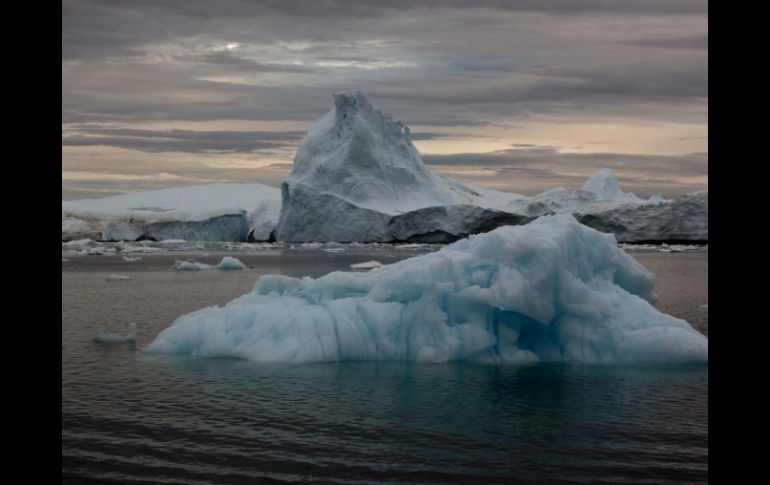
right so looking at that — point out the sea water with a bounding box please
[62,248,707,483]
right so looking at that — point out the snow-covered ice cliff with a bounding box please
[62,183,280,242]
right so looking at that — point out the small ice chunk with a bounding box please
[79,246,106,256]
[94,323,137,344]
[106,274,131,281]
[173,260,212,271]
[216,256,246,270]
[350,260,384,269]
[123,256,142,262]
[63,238,96,249]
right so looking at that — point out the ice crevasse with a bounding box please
[145,215,707,364]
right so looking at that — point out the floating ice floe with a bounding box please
[79,246,107,256]
[216,256,247,270]
[123,256,142,262]
[173,257,247,271]
[106,274,131,281]
[94,323,137,344]
[619,243,708,253]
[173,260,213,271]
[146,215,708,364]
[350,260,384,270]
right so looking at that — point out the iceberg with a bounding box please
[274,92,706,243]
[145,215,707,364]
[502,171,707,243]
[575,190,708,242]
[61,92,707,243]
[62,183,281,242]
[274,91,527,243]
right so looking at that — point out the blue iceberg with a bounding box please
[145,215,707,364]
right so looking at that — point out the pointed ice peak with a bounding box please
[285,90,446,213]
[580,168,623,200]
[331,91,409,139]
[333,91,373,114]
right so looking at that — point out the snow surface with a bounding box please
[145,215,707,364]
[62,183,281,242]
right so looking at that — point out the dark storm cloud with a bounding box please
[62,128,307,153]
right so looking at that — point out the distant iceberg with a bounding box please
[145,215,707,364]
[62,183,281,242]
[274,91,528,243]
[275,91,706,243]
[61,93,707,244]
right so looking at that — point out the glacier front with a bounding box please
[145,215,708,364]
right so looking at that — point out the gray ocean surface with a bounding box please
[62,247,708,484]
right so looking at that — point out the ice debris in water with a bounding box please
[94,323,137,344]
[173,257,246,271]
[216,256,247,270]
[350,260,384,270]
[145,215,708,364]
[123,256,142,262]
[173,260,213,271]
[106,274,131,281]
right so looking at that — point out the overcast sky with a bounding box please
[62,0,707,199]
